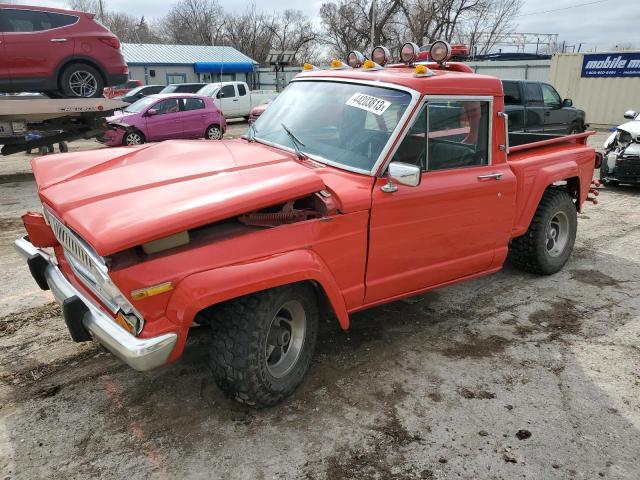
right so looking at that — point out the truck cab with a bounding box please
[197,81,278,119]
[15,42,598,408]
[502,80,586,134]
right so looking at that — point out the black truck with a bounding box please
[502,80,586,135]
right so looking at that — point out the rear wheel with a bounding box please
[208,284,319,407]
[123,130,145,146]
[509,189,577,275]
[205,124,223,140]
[569,122,583,134]
[60,64,104,98]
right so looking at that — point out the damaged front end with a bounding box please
[601,126,640,185]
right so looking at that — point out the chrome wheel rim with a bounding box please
[125,132,142,145]
[546,211,569,257]
[207,127,221,140]
[69,70,98,97]
[265,300,306,378]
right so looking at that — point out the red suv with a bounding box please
[0,4,128,98]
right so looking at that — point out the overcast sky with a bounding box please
[7,0,639,52]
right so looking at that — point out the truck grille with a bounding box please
[44,208,105,273]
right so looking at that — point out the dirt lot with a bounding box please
[1,132,639,480]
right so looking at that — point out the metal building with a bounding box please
[121,43,258,87]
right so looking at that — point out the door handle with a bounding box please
[232,99,239,102]
[50,38,68,42]
[477,172,503,180]
[545,111,551,116]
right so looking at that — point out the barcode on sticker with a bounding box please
[346,93,391,116]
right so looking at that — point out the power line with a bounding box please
[515,0,611,18]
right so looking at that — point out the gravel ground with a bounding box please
[1,131,639,480]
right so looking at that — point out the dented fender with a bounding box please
[166,249,350,332]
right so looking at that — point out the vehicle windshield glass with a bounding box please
[126,86,145,96]
[124,96,157,113]
[253,81,413,172]
[198,83,221,96]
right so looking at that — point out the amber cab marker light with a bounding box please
[303,63,317,71]
[414,64,435,77]
[131,281,174,300]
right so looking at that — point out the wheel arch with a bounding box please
[512,161,584,237]
[55,56,108,88]
[166,249,350,333]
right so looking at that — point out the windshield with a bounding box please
[160,85,178,93]
[252,81,413,172]
[198,83,221,96]
[124,96,157,113]
[125,86,145,97]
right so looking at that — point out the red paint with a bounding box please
[24,64,598,367]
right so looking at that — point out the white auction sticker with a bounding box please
[346,93,391,116]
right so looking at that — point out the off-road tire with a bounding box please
[509,189,577,275]
[569,122,583,134]
[208,284,319,407]
[60,63,104,98]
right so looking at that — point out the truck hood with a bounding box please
[33,140,330,256]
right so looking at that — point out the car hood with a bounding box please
[616,120,640,137]
[32,140,336,256]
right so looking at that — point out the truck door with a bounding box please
[365,98,517,304]
[217,84,240,118]
[541,83,567,134]
[144,97,183,141]
[522,82,544,133]
[236,83,251,117]
[2,8,75,89]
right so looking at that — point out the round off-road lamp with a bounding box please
[429,40,452,64]
[347,50,365,68]
[371,46,391,66]
[400,42,420,64]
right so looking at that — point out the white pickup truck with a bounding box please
[197,82,277,119]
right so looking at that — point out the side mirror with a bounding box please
[562,98,573,108]
[382,162,421,192]
[146,108,158,116]
[216,92,224,99]
[623,110,637,120]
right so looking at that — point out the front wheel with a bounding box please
[208,284,319,407]
[123,130,145,146]
[509,189,577,275]
[205,124,223,140]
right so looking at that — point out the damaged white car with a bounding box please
[601,110,640,186]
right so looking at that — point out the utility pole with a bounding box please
[98,0,104,22]
[370,0,376,51]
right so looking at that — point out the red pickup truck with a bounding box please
[15,47,599,407]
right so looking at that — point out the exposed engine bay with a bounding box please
[601,121,640,185]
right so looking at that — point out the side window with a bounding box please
[237,84,247,96]
[503,81,522,105]
[523,83,543,105]
[427,100,490,171]
[153,98,181,115]
[47,12,78,28]
[541,84,561,108]
[218,85,236,99]
[183,98,205,111]
[2,9,53,32]
[391,105,427,169]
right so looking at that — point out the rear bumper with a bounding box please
[14,236,177,371]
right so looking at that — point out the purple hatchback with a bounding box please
[99,93,227,146]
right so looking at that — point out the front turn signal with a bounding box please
[131,282,174,300]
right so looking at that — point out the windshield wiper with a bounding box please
[281,123,307,160]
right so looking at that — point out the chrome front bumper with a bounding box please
[14,236,177,371]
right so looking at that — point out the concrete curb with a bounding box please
[0,172,34,184]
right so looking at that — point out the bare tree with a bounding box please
[161,0,226,45]
[458,0,523,55]
[267,10,319,65]
[224,5,275,64]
